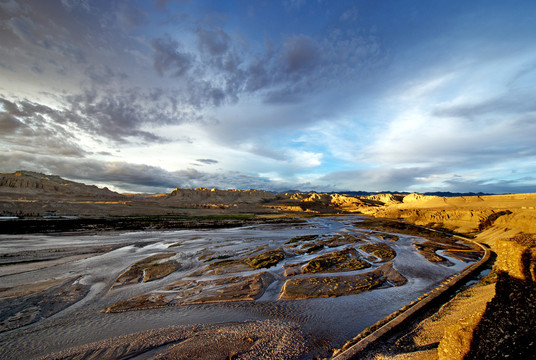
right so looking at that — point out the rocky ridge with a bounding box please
[167,187,276,204]
[0,171,118,198]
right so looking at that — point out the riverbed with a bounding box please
[0,216,477,359]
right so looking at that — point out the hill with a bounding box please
[0,171,119,198]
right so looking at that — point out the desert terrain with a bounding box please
[1,171,535,359]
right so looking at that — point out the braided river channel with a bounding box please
[0,216,478,359]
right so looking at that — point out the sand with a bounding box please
[37,320,310,360]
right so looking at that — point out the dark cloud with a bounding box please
[2,4,87,65]
[146,23,381,108]
[0,88,195,148]
[84,64,128,85]
[63,88,192,143]
[0,113,23,133]
[279,35,321,76]
[151,37,194,77]
[433,93,536,120]
[7,16,37,45]
[196,159,219,165]
[0,98,87,157]
[196,27,231,56]
[443,177,536,195]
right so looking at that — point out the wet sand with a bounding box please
[38,320,310,360]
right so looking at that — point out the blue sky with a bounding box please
[1,0,535,194]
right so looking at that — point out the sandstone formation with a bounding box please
[167,187,276,204]
[0,171,117,197]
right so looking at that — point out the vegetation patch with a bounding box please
[376,233,399,242]
[143,261,182,282]
[112,253,180,288]
[280,262,406,300]
[285,234,319,245]
[412,242,452,265]
[200,254,232,262]
[301,242,324,254]
[321,234,366,247]
[359,243,397,261]
[355,218,457,242]
[302,249,370,274]
[245,249,285,269]
[104,272,275,312]
[197,252,215,261]
[280,274,384,300]
[208,259,244,268]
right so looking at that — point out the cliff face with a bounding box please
[0,171,119,198]
[359,193,536,236]
[495,235,536,283]
[166,188,276,204]
[461,234,536,360]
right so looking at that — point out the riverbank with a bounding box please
[0,214,298,234]
[339,195,536,360]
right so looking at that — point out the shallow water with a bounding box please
[0,216,474,359]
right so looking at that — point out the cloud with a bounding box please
[433,93,536,122]
[116,3,149,30]
[196,27,231,56]
[279,35,321,76]
[0,87,197,149]
[196,159,219,165]
[0,98,87,157]
[320,167,439,192]
[0,113,23,133]
[319,165,536,194]
[151,37,194,77]
[442,177,536,195]
[62,87,201,143]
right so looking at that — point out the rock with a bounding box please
[495,237,536,282]
[438,310,485,360]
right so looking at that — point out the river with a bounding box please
[0,216,474,359]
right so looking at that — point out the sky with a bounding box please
[1,0,536,194]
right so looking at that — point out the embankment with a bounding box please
[339,193,536,360]
[332,234,490,360]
